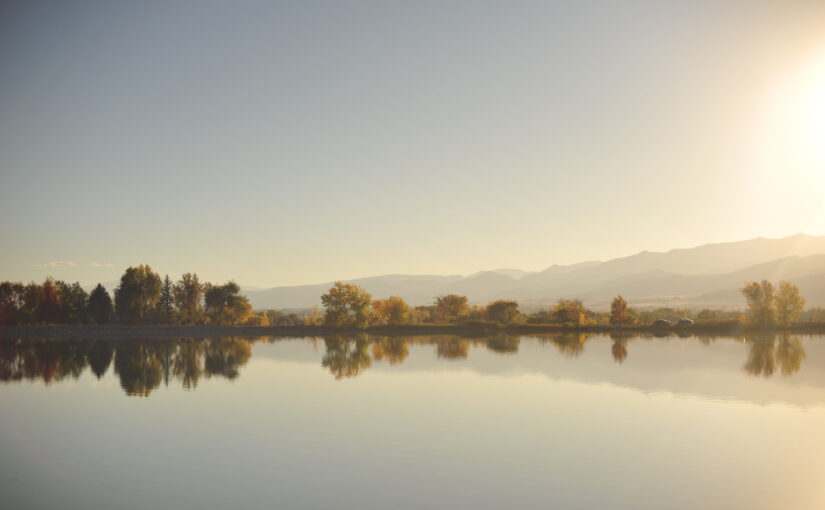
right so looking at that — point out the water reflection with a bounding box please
[0,332,813,395]
[322,335,372,379]
[743,333,807,377]
[0,338,252,396]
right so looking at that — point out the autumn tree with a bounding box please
[88,284,114,324]
[610,295,629,325]
[485,300,520,323]
[551,298,586,324]
[740,280,775,327]
[321,282,372,328]
[434,294,469,322]
[774,281,805,327]
[204,281,253,325]
[174,273,204,324]
[114,265,162,324]
[371,296,410,325]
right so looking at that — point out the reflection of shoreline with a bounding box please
[5,321,825,341]
[1,334,810,396]
[0,338,252,397]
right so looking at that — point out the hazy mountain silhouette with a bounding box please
[241,234,825,310]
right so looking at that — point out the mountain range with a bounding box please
[243,234,825,311]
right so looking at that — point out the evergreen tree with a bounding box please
[88,284,114,324]
[156,275,176,324]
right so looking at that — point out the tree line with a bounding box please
[0,265,259,326]
[0,266,813,329]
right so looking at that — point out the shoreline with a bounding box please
[3,321,825,340]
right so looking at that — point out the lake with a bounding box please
[2,333,824,509]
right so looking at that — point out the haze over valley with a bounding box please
[243,234,825,310]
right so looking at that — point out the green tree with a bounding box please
[774,281,805,327]
[204,281,253,325]
[174,273,204,324]
[740,280,775,327]
[610,295,629,325]
[321,282,372,328]
[114,265,162,324]
[485,300,520,323]
[88,284,114,324]
[434,294,469,322]
[156,275,176,324]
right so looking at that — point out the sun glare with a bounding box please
[758,49,825,190]
[801,51,825,157]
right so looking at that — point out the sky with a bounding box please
[2,0,825,288]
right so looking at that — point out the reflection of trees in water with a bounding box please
[2,333,812,389]
[204,338,252,379]
[609,333,630,364]
[435,337,469,359]
[744,333,806,378]
[372,336,410,364]
[777,334,806,376]
[611,339,628,364]
[553,333,587,358]
[322,335,372,379]
[0,338,254,396]
[486,335,520,354]
[173,341,204,389]
[86,341,114,378]
[114,342,163,396]
[0,339,92,384]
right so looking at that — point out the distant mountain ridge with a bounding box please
[243,234,825,310]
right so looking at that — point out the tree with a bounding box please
[321,282,372,328]
[88,284,114,324]
[204,281,253,325]
[434,294,469,322]
[551,298,586,324]
[156,275,176,324]
[114,265,162,324]
[610,295,629,325]
[0,282,26,325]
[371,296,410,325]
[774,281,805,327]
[174,273,204,324]
[57,281,90,324]
[485,300,520,323]
[740,280,775,327]
[38,278,61,324]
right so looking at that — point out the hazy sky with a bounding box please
[2,0,825,287]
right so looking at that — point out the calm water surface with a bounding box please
[2,333,825,509]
